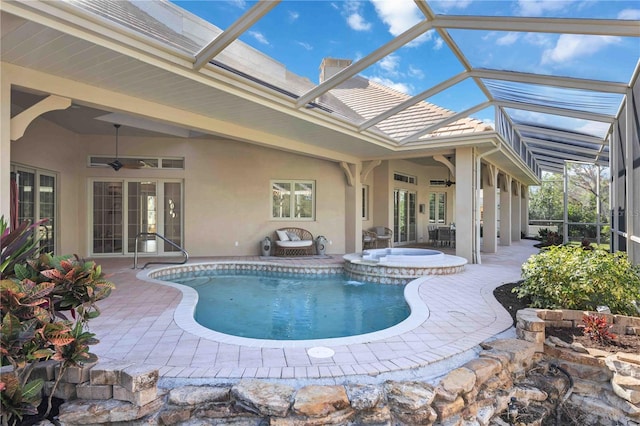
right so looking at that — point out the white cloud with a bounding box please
[347,13,372,31]
[516,0,575,16]
[296,41,313,51]
[618,9,640,19]
[408,65,425,79]
[248,31,270,45]
[482,118,495,130]
[228,0,246,8]
[370,0,421,35]
[524,33,553,48]
[436,0,473,10]
[288,11,300,22]
[496,32,520,46]
[379,54,400,75]
[370,76,413,94]
[574,121,610,138]
[371,0,434,47]
[541,34,621,65]
[433,36,444,50]
[344,1,372,31]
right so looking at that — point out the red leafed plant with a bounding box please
[581,313,617,344]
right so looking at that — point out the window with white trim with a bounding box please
[271,180,315,220]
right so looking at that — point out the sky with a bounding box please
[172,0,640,136]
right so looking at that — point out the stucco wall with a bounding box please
[11,118,347,257]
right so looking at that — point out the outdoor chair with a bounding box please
[274,227,314,256]
[372,226,393,248]
[437,227,451,246]
[428,226,438,246]
[362,230,377,250]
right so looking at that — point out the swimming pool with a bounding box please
[164,271,409,340]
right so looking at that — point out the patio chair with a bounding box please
[437,227,450,246]
[373,226,393,248]
[428,226,438,246]
[362,230,377,250]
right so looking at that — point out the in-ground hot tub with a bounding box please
[361,247,446,266]
[343,247,467,284]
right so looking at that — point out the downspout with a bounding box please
[475,142,502,264]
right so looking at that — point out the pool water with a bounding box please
[169,272,410,340]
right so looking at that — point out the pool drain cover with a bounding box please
[307,346,335,358]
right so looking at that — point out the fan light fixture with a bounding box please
[108,124,123,171]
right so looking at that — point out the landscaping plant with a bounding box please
[581,313,616,344]
[0,216,115,425]
[515,245,640,316]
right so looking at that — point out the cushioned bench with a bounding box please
[274,227,314,256]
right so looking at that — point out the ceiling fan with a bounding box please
[108,124,123,171]
[107,124,149,171]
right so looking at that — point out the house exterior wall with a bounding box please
[11,117,347,257]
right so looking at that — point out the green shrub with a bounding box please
[515,245,640,316]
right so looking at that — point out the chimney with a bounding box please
[319,58,352,83]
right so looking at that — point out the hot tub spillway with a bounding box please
[343,247,467,284]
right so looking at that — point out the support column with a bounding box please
[342,162,362,254]
[455,147,474,262]
[1,67,11,219]
[521,184,529,238]
[483,164,498,253]
[499,173,512,246]
[511,179,521,242]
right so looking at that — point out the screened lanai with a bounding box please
[1,0,639,263]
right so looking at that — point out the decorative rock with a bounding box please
[351,405,392,425]
[545,336,570,348]
[569,342,589,354]
[29,360,59,382]
[606,354,640,378]
[612,374,640,404]
[604,385,640,416]
[76,382,113,400]
[512,384,548,402]
[481,339,537,359]
[385,380,437,424]
[56,362,97,384]
[113,385,158,406]
[168,385,230,406]
[464,357,502,387]
[271,409,355,425]
[232,380,294,417]
[158,407,192,425]
[44,381,77,400]
[433,395,465,420]
[384,380,436,411]
[120,365,159,392]
[344,383,383,410]
[90,360,135,385]
[292,385,350,417]
[439,367,476,400]
[475,400,496,425]
[58,397,164,424]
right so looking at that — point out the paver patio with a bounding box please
[90,240,537,386]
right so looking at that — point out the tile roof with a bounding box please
[329,75,491,141]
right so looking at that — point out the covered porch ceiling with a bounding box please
[1,0,638,183]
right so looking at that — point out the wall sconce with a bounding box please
[419,204,425,214]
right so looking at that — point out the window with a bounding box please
[394,172,417,185]
[89,156,184,169]
[362,185,369,220]
[429,192,447,224]
[271,180,315,220]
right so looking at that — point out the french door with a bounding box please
[91,179,182,256]
[11,166,57,254]
[394,189,416,244]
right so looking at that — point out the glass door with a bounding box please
[91,179,182,256]
[394,189,417,244]
[13,166,57,254]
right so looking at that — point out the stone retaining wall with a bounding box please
[31,309,640,425]
[50,339,551,425]
[516,308,640,425]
